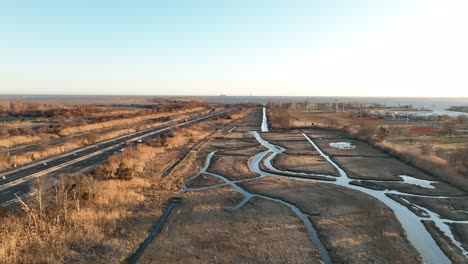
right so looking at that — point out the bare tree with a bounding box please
[375,126,389,142]
[356,125,375,141]
[442,121,457,138]
[420,145,432,155]
[448,144,468,176]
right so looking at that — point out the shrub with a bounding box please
[356,126,375,141]
[94,164,113,179]
[159,134,168,147]
[420,145,432,155]
[0,205,7,217]
[115,162,133,180]
[375,126,389,142]
[448,146,468,176]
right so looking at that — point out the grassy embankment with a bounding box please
[0,108,249,263]
[0,106,211,171]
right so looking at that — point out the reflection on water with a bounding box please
[261,107,269,132]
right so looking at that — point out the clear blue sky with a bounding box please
[1,0,467,96]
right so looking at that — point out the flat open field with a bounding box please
[0,99,213,171]
[314,138,390,157]
[272,154,339,176]
[139,186,323,264]
[334,156,436,180]
[288,108,468,167]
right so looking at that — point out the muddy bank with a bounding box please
[450,223,468,252]
[423,221,468,263]
[392,195,468,221]
[351,180,467,196]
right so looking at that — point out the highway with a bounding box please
[0,109,230,207]
[0,108,209,156]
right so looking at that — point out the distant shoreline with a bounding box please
[1,94,467,113]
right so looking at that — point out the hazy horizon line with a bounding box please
[1,94,468,99]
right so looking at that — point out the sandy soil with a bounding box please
[334,156,436,181]
[138,186,323,264]
[241,177,422,264]
[272,154,339,176]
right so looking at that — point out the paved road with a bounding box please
[0,109,230,207]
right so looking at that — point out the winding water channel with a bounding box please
[183,107,467,264]
[261,106,269,132]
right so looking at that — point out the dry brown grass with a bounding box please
[139,186,323,264]
[0,175,151,263]
[0,135,56,149]
[0,107,252,263]
[0,143,171,263]
[58,106,206,136]
[1,109,213,170]
[241,177,422,263]
[276,107,468,191]
[268,104,295,129]
[0,106,208,151]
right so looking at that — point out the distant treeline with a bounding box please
[0,101,66,116]
[447,106,468,113]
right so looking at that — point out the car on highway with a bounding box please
[137,139,143,143]
[119,148,125,152]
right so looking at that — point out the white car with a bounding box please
[119,148,125,152]
[137,139,143,143]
